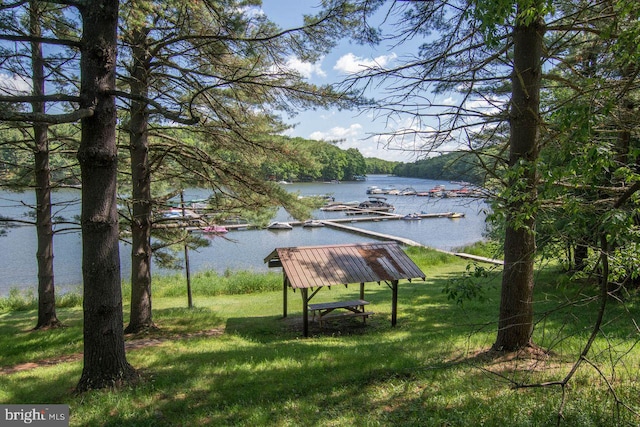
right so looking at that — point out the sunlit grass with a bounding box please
[0,246,639,426]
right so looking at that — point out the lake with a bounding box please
[0,175,490,296]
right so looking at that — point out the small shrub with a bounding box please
[443,263,494,306]
[0,288,37,312]
[57,292,82,308]
[455,240,501,258]
[405,246,458,266]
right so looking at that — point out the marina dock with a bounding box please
[179,211,503,266]
[319,220,424,247]
[318,220,503,265]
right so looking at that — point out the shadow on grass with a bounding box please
[2,269,636,426]
[226,313,386,342]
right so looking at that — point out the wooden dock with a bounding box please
[174,211,503,266]
[319,220,424,247]
[319,220,503,265]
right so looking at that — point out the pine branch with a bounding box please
[0,107,94,124]
[109,90,199,125]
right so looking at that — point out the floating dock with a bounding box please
[319,220,424,247]
[166,211,503,266]
[318,220,503,265]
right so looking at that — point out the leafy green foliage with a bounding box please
[443,263,495,306]
[365,156,398,175]
[393,149,494,185]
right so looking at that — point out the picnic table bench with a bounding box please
[308,299,373,326]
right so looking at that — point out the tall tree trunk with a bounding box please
[76,0,137,391]
[30,1,61,330]
[493,3,544,351]
[125,26,155,334]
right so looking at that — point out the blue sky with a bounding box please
[1,1,411,160]
[259,0,424,163]
[0,2,461,163]
[258,1,508,163]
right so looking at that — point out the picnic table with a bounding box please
[308,299,373,326]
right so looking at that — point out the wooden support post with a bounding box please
[283,273,288,318]
[181,191,193,309]
[391,280,398,327]
[359,282,366,323]
[302,288,309,337]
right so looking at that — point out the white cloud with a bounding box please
[285,57,326,79]
[464,96,507,115]
[310,123,362,142]
[442,96,457,106]
[319,111,336,120]
[0,73,31,95]
[308,123,406,161]
[333,52,397,75]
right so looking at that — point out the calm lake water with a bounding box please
[0,175,490,295]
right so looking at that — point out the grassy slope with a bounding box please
[0,248,638,426]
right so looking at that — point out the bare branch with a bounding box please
[0,93,80,103]
[0,107,93,124]
[0,34,81,48]
[613,181,640,209]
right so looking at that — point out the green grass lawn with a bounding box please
[1,247,639,426]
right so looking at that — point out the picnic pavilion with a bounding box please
[264,242,426,337]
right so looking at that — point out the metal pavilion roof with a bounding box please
[264,242,425,289]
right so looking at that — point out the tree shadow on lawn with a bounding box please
[225,313,387,341]
[3,270,615,424]
[223,278,459,342]
[222,270,498,343]
[93,329,484,426]
[1,295,605,424]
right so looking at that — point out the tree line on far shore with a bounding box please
[1,130,399,186]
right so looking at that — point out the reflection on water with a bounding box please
[0,175,489,294]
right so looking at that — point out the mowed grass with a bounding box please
[1,246,639,426]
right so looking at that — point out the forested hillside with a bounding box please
[0,132,399,186]
[259,136,403,181]
[393,150,489,185]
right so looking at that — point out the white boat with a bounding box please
[402,213,422,220]
[161,208,200,219]
[267,221,293,230]
[400,187,417,196]
[302,220,325,228]
[366,186,383,194]
[380,185,396,194]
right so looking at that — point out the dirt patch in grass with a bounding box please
[280,313,383,337]
[457,344,568,374]
[0,327,225,375]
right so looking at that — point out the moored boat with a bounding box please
[366,186,382,194]
[267,221,293,230]
[202,225,228,234]
[402,213,422,220]
[347,196,395,214]
[399,187,417,196]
